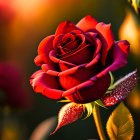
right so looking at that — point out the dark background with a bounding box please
[0,0,139,139]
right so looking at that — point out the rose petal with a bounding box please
[55,21,81,36]
[93,38,102,58]
[61,44,93,65]
[59,64,100,91]
[30,70,63,99]
[96,40,130,78]
[60,33,86,54]
[63,41,78,51]
[61,41,80,53]
[58,64,85,76]
[96,22,114,66]
[34,55,44,66]
[53,34,64,49]
[62,74,111,103]
[58,33,90,65]
[41,64,55,71]
[70,30,82,34]
[49,50,76,71]
[59,62,76,71]
[62,33,75,43]
[57,33,76,53]
[84,35,102,68]
[76,15,98,32]
[41,64,59,76]
[34,35,55,66]
[85,32,98,46]
[85,33,102,58]
[85,53,100,68]
[60,36,101,66]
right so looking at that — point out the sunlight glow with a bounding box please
[12,0,46,20]
[119,11,140,57]
[127,90,140,111]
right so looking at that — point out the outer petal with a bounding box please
[62,74,111,103]
[76,15,98,32]
[34,35,55,66]
[41,64,59,76]
[59,64,100,91]
[30,70,63,99]
[55,21,81,36]
[96,22,114,66]
[96,40,130,78]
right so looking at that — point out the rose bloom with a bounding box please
[30,15,129,103]
[0,62,31,108]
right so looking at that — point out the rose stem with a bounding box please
[93,104,107,140]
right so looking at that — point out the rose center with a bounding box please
[56,33,96,65]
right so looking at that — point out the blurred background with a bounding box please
[0,0,139,139]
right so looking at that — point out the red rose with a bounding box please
[0,62,31,108]
[30,15,130,103]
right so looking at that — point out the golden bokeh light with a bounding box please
[127,89,140,111]
[119,10,140,57]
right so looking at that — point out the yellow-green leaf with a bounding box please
[106,102,134,140]
[83,103,93,119]
[57,99,71,103]
[94,99,107,109]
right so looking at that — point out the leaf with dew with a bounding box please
[101,70,137,106]
[50,102,84,135]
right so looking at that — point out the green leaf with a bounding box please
[106,102,134,140]
[83,103,93,119]
[107,72,115,91]
[109,72,114,86]
[94,99,107,109]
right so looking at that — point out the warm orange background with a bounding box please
[0,0,139,139]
